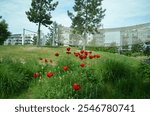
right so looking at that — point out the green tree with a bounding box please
[68,0,106,49]
[0,17,11,45]
[26,0,58,46]
[48,22,64,46]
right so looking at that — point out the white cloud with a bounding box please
[102,0,150,28]
[0,0,150,34]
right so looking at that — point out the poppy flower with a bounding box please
[63,66,68,70]
[39,57,43,60]
[88,51,92,54]
[46,72,53,78]
[79,55,84,60]
[96,54,101,58]
[80,63,86,67]
[72,83,81,91]
[66,51,71,54]
[45,59,48,62]
[80,50,85,54]
[66,47,71,51]
[55,53,59,56]
[84,51,88,56]
[89,55,93,59]
[74,52,80,57]
[33,73,39,78]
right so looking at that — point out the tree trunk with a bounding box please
[82,31,87,50]
[37,23,41,47]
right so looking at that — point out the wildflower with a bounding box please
[66,51,71,54]
[72,83,81,90]
[66,47,71,51]
[79,55,84,60]
[80,63,86,67]
[89,55,93,59]
[80,50,85,54]
[33,73,39,78]
[63,66,68,70]
[55,53,59,56]
[39,57,43,60]
[74,52,80,57]
[46,72,54,78]
[88,51,92,54]
[96,54,101,58]
[45,59,48,62]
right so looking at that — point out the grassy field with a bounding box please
[0,45,150,99]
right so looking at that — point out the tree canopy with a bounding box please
[68,0,106,49]
[26,0,58,46]
[0,17,11,45]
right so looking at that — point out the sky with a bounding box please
[0,0,150,35]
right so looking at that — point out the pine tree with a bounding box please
[0,16,11,45]
[26,0,58,46]
[68,0,106,49]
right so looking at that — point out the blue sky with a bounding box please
[0,0,150,34]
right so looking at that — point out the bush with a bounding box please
[86,46,118,53]
[0,57,39,98]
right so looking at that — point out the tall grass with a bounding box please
[0,46,150,98]
[0,57,39,98]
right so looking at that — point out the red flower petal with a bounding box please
[46,72,54,78]
[33,73,39,78]
[72,83,81,91]
[66,47,71,51]
[80,63,86,67]
[63,66,68,70]
[55,53,59,56]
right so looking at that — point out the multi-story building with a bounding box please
[4,23,150,47]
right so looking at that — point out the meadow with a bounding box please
[0,45,150,99]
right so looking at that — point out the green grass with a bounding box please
[0,45,150,99]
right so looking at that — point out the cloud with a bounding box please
[0,0,150,34]
[102,0,150,28]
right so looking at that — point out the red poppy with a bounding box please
[33,73,39,78]
[45,59,48,62]
[55,53,59,56]
[83,55,87,59]
[39,57,43,60]
[46,72,54,78]
[80,50,85,54]
[84,51,88,56]
[63,66,68,70]
[79,55,84,60]
[74,52,80,57]
[80,63,86,67]
[96,54,101,58]
[88,51,92,54]
[72,83,81,91]
[66,47,71,51]
[89,55,93,59]
[66,51,71,54]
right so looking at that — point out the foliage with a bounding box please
[47,22,64,46]
[131,43,144,53]
[143,46,150,57]
[26,0,58,46]
[68,0,106,49]
[86,46,118,53]
[0,17,11,45]
[1,46,150,99]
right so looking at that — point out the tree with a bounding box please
[0,17,11,45]
[68,0,106,49]
[26,0,58,46]
[48,22,64,46]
